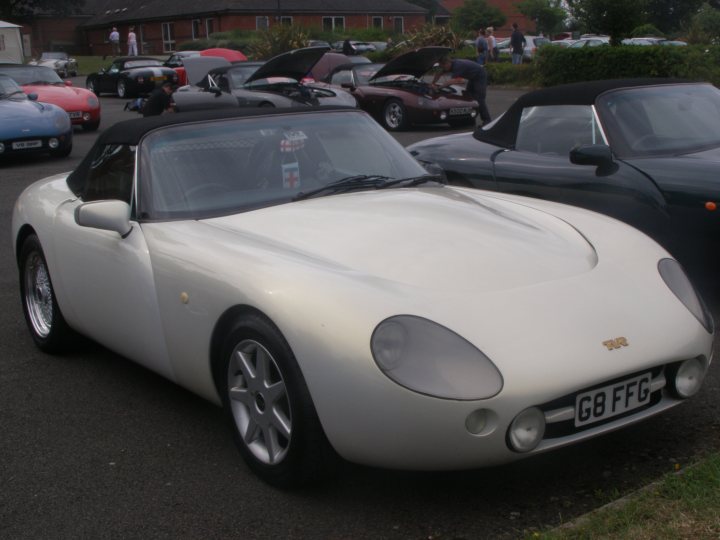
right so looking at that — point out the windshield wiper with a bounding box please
[375,174,445,189]
[292,175,393,201]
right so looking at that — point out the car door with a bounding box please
[50,144,174,380]
[99,60,122,93]
[492,104,670,240]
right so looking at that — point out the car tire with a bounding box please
[86,79,98,95]
[117,80,128,98]
[19,234,75,353]
[382,99,407,131]
[82,121,100,132]
[219,314,334,487]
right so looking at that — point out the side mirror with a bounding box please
[340,82,355,89]
[209,87,222,96]
[570,144,618,176]
[74,200,133,238]
[99,68,106,74]
[27,93,38,101]
[65,80,73,86]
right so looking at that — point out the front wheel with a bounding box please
[219,314,334,487]
[86,79,98,95]
[117,80,129,98]
[382,99,408,131]
[19,234,75,353]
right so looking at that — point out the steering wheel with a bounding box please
[185,182,231,198]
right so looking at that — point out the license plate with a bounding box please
[449,107,472,116]
[12,140,42,149]
[575,372,652,427]
[68,111,82,119]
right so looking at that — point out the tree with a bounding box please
[567,0,646,44]
[687,2,720,43]
[451,0,507,34]
[643,0,703,34]
[515,0,568,36]
[0,0,85,21]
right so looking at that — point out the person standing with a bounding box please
[475,28,488,65]
[109,27,120,57]
[127,26,138,56]
[432,56,491,126]
[486,27,497,62]
[510,23,526,65]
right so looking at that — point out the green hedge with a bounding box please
[534,45,720,86]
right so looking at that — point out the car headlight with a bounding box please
[371,315,503,400]
[658,258,713,333]
[87,95,99,108]
[507,407,545,452]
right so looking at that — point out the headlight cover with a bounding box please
[87,95,99,108]
[658,259,713,333]
[371,315,503,400]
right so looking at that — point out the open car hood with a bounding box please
[370,46,451,81]
[183,56,231,86]
[246,46,330,84]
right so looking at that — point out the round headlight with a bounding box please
[471,110,478,117]
[371,315,503,400]
[508,407,545,453]
[83,112,91,121]
[48,138,59,149]
[86,95,99,108]
[669,358,706,398]
[658,259,713,333]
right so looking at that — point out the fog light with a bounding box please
[669,358,705,398]
[465,409,488,434]
[471,110,477,117]
[440,112,448,120]
[83,112,91,121]
[0,142,5,153]
[48,138,59,149]
[508,407,545,452]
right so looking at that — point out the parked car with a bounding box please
[0,64,101,131]
[0,74,72,158]
[163,50,200,86]
[331,40,376,54]
[175,47,356,110]
[13,107,713,487]
[323,47,478,130]
[85,56,178,98]
[551,39,576,47]
[569,36,610,48]
[407,79,720,294]
[28,51,78,78]
[497,35,551,60]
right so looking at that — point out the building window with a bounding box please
[322,16,344,32]
[206,18,215,36]
[280,16,292,26]
[256,16,269,30]
[372,16,383,29]
[161,22,175,52]
[434,16,450,26]
[192,19,201,40]
[393,17,404,34]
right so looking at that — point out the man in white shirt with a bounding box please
[128,26,138,56]
[109,27,120,56]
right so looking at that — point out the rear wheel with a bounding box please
[19,234,75,353]
[382,99,407,131]
[219,314,334,487]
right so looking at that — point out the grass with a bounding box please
[527,453,720,539]
[74,56,112,77]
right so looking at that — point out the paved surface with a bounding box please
[1,84,718,539]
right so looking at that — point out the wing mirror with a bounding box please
[208,87,222,96]
[340,82,355,89]
[27,93,38,101]
[65,80,73,86]
[98,68,106,74]
[569,144,618,176]
[74,200,133,238]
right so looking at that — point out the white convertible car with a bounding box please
[13,107,714,487]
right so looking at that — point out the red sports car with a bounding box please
[0,64,101,131]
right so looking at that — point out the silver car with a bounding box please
[28,52,78,78]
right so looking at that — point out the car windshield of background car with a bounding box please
[355,67,379,85]
[0,66,62,86]
[228,66,260,86]
[138,111,428,220]
[515,105,606,154]
[0,75,27,98]
[125,60,163,68]
[597,84,720,157]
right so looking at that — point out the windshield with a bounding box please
[0,75,26,98]
[353,65,381,85]
[597,84,720,157]
[125,60,163,68]
[40,52,68,60]
[0,65,63,85]
[227,65,260,86]
[138,111,428,220]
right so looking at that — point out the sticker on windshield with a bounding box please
[282,162,300,189]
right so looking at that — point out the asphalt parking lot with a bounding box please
[1,86,719,539]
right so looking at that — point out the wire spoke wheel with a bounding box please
[383,100,406,131]
[24,251,54,338]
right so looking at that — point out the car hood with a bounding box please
[370,46,451,81]
[0,99,67,137]
[23,84,91,107]
[183,56,231,86]
[201,188,597,293]
[35,59,66,68]
[246,46,330,84]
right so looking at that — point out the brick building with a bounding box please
[81,0,428,57]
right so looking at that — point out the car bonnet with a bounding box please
[369,46,451,81]
[245,46,330,84]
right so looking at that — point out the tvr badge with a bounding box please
[603,337,629,351]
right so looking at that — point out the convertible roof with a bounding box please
[66,106,357,195]
[474,78,692,148]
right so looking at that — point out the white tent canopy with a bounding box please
[0,20,24,63]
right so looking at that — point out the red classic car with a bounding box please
[0,64,101,131]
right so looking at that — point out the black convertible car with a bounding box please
[408,79,720,294]
[86,57,178,98]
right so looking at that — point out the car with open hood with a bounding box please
[0,64,101,131]
[175,47,356,110]
[28,52,78,78]
[85,56,178,98]
[0,74,72,158]
[12,106,713,487]
[324,47,479,130]
[407,79,720,297]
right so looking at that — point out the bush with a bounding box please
[486,62,537,86]
[250,25,309,59]
[631,24,665,38]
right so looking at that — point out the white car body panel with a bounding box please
[13,176,714,470]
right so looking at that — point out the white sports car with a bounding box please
[12,107,714,487]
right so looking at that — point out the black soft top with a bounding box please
[66,106,357,195]
[474,78,692,148]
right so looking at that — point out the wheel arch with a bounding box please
[15,224,37,263]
